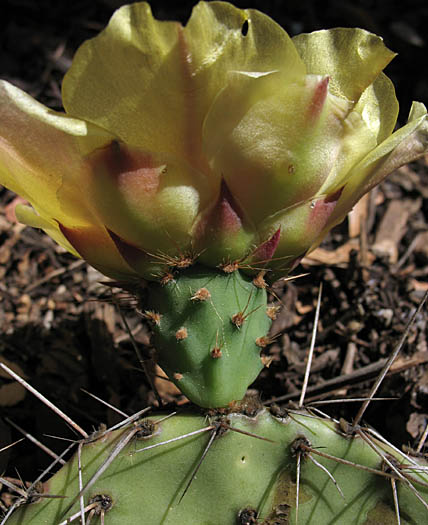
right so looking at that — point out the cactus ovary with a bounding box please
[146,265,272,407]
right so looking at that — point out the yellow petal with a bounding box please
[256,190,341,274]
[59,223,138,280]
[204,73,347,224]
[203,68,306,161]
[185,2,305,97]
[0,80,114,228]
[62,1,304,167]
[293,28,396,103]
[15,204,79,256]
[85,140,215,255]
[354,72,398,144]
[316,74,398,197]
[15,205,138,281]
[345,101,428,200]
[318,108,378,197]
[312,101,428,249]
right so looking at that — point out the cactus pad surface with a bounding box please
[8,407,428,524]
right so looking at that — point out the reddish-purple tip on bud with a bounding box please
[306,76,330,125]
[251,227,281,263]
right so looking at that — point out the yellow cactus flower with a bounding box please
[1,2,427,281]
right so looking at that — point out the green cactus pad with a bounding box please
[144,265,272,407]
[7,407,428,524]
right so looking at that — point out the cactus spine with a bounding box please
[6,406,428,524]
[3,267,428,524]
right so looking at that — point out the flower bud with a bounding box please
[0,2,426,281]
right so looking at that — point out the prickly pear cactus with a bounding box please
[2,2,428,524]
[143,265,272,407]
[7,406,428,525]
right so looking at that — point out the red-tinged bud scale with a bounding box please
[306,76,330,125]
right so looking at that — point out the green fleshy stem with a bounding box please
[8,407,428,524]
[145,265,272,408]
